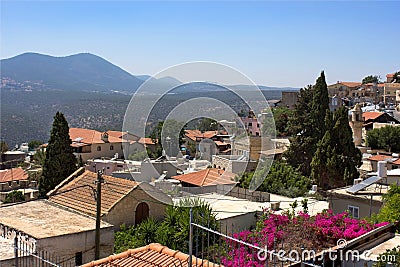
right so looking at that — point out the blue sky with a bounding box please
[1,1,399,87]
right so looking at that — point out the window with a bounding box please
[8,181,11,186]
[97,146,101,151]
[75,252,83,266]
[248,122,252,127]
[257,124,260,128]
[348,205,359,219]
[256,132,260,136]
[16,180,20,185]
[110,145,114,151]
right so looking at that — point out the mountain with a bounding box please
[0,52,144,93]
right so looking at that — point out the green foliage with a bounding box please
[373,246,400,267]
[4,190,25,203]
[272,107,292,137]
[39,112,77,197]
[28,140,43,150]
[128,150,149,161]
[362,75,380,84]
[0,141,9,153]
[285,84,319,176]
[149,120,186,158]
[198,118,218,131]
[311,106,362,189]
[114,198,217,253]
[377,185,400,226]
[239,160,311,198]
[33,148,46,166]
[301,198,308,214]
[366,126,400,152]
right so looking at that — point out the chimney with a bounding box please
[377,161,387,179]
[101,132,109,143]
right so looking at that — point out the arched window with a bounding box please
[97,146,101,151]
[110,145,114,151]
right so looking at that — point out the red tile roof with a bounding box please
[139,137,156,145]
[0,168,28,183]
[184,130,218,141]
[339,82,362,88]
[393,158,400,165]
[69,128,126,145]
[362,112,384,122]
[368,155,392,162]
[49,169,138,216]
[387,74,394,78]
[82,243,217,267]
[172,168,236,187]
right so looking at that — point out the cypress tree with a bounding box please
[311,106,362,189]
[311,71,330,140]
[286,71,330,176]
[39,112,77,197]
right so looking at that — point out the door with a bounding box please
[135,202,149,225]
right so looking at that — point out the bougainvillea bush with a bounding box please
[221,210,388,267]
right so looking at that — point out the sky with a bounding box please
[1,1,399,87]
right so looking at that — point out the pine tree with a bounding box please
[39,112,77,197]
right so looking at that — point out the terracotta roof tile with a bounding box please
[82,243,218,267]
[172,168,236,187]
[49,170,138,216]
[368,155,392,162]
[392,158,400,165]
[362,112,384,122]
[139,137,156,145]
[339,82,362,88]
[69,128,126,145]
[184,130,219,141]
[0,168,28,183]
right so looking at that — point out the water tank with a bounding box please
[378,161,387,178]
[311,185,318,192]
[392,153,399,158]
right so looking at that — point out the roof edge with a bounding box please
[47,167,85,197]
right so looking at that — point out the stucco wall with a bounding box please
[0,228,114,267]
[77,142,126,162]
[36,227,114,265]
[329,195,382,219]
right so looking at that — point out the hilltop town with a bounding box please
[1,70,399,267]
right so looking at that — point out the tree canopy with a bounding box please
[239,160,311,198]
[311,106,362,189]
[114,198,217,253]
[197,117,219,131]
[39,112,77,197]
[149,119,185,158]
[362,75,380,84]
[366,126,400,153]
[285,71,330,177]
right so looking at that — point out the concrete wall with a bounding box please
[329,194,382,219]
[1,228,114,267]
[77,142,126,162]
[219,212,258,234]
[281,91,299,109]
[36,227,114,265]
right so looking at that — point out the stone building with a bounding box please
[48,168,172,229]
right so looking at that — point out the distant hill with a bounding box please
[0,52,144,93]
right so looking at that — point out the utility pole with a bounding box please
[95,170,104,260]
